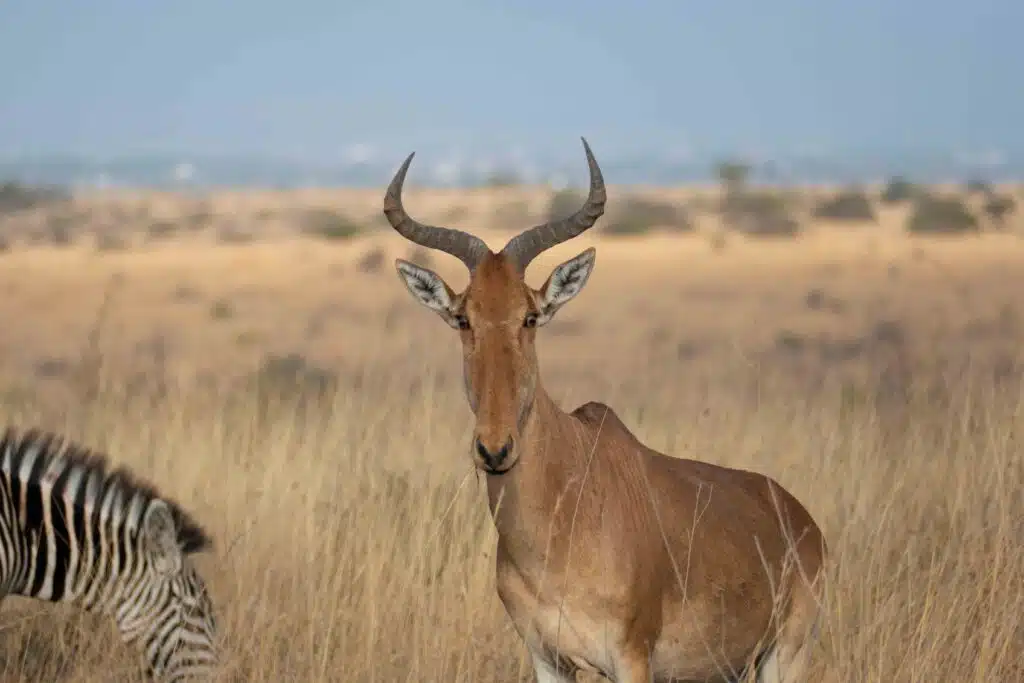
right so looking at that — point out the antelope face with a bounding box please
[387,138,606,475]
[396,249,596,474]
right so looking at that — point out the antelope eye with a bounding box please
[523,313,538,329]
[454,315,470,330]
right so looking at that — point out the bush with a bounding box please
[0,181,69,215]
[906,194,979,234]
[95,233,128,251]
[301,209,361,240]
[209,299,235,320]
[547,188,587,222]
[217,226,255,244]
[812,189,877,222]
[246,352,338,420]
[983,194,1016,228]
[880,176,918,204]
[965,178,993,195]
[147,220,179,241]
[494,200,530,231]
[715,160,750,191]
[406,246,433,268]
[45,213,75,246]
[356,246,386,273]
[603,196,691,235]
[483,170,522,188]
[722,191,801,237]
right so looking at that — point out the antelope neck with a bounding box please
[484,386,585,536]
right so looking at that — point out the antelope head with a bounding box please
[389,138,606,475]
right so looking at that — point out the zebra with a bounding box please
[0,427,218,681]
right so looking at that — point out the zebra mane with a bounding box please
[0,427,212,554]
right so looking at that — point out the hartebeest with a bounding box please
[387,139,827,683]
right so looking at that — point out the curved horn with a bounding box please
[501,137,606,272]
[383,152,490,270]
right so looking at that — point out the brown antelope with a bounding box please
[387,139,827,683]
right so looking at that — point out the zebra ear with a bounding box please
[144,501,183,575]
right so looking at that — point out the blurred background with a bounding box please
[0,0,1021,392]
[2,1,1023,187]
[0,2,1022,682]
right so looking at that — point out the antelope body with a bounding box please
[388,139,826,683]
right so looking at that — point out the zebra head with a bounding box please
[122,499,218,682]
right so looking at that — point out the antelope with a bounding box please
[387,139,827,683]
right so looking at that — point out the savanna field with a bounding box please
[0,181,1022,681]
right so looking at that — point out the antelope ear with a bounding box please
[394,259,461,328]
[535,247,596,325]
[144,500,183,575]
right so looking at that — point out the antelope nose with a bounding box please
[475,437,513,471]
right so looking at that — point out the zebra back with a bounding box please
[0,427,217,681]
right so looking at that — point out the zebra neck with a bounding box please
[13,517,141,621]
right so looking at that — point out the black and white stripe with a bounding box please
[0,428,217,681]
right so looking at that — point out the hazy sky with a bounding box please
[1,0,1021,163]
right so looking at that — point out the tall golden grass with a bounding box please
[0,234,1021,682]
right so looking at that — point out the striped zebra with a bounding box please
[0,428,217,681]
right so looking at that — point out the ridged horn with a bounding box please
[383,152,490,270]
[500,137,606,272]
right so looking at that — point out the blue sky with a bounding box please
[1,0,1021,166]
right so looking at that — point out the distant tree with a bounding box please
[965,178,993,196]
[880,176,917,204]
[716,159,750,230]
[712,158,800,237]
[983,194,1017,229]
[715,160,751,193]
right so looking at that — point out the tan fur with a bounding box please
[400,251,827,683]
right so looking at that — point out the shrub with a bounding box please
[441,205,469,224]
[965,178,993,195]
[880,176,918,204]
[301,209,361,240]
[95,233,128,251]
[406,246,433,268]
[604,196,691,235]
[45,213,74,246]
[906,194,979,234]
[715,160,751,191]
[983,194,1016,228]
[0,181,69,215]
[483,170,522,188]
[722,191,801,237]
[147,220,179,241]
[184,208,214,230]
[812,189,877,222]
[246,352,339,421]
[209,299,235,320]
[217,226,255,244]
[547,189,587,222]
[357,246,386,273]
[494,200,530,231]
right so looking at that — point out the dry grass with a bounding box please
[0,217,1021,682]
